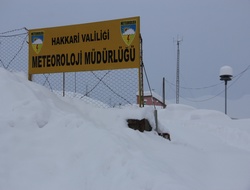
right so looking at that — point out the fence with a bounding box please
[0,28,140,108]
[0,28,28,72]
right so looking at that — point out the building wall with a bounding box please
[137,95,166,107]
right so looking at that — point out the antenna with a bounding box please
[174,36,183,104]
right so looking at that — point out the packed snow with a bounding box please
[0,67,250,190]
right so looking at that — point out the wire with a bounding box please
[143,62,158,110]
[165,64,250,102]
[232,65,250,78]
[180,89,224,102]
[5,33,28,69]
[165,64,250,90]
[0,32,28,37]
[0,27,27,35]
[165,78,223,90]
[91,71,132,105]
[81,71,111,97]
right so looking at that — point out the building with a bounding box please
[137,91,166,108]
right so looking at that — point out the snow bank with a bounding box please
[1,68,250,190]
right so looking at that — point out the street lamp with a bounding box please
[220,66,233,115]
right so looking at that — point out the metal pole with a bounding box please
[63,72,65,97]
[74,72,77,94]
[139,34,144,107]
[163,77,166,108]
[154,109,158,133]
[176,40,181,104]
[225,80,227,115]
[28,74,32,81]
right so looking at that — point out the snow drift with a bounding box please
[0,68,250,190]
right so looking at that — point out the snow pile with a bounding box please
[0,68,250,190]
[172,95,250,119]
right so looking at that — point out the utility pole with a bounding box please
[175,37,182,104]
[162,77,166,108]
[220,66,233,115]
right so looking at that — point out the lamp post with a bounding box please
[220,66,233,115]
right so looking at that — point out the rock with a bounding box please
[158,132,171,141]
[126,118,152,132]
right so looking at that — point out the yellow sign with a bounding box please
[28,17,140,74]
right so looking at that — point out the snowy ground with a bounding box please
[0,68,250,190]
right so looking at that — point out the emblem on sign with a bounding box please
[121,20,136,46]
[31,31,44,54]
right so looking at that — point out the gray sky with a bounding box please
[1,0,250,103]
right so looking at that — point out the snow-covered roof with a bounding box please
[137,91,165,103]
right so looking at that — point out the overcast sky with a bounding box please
[1,0,250,104]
